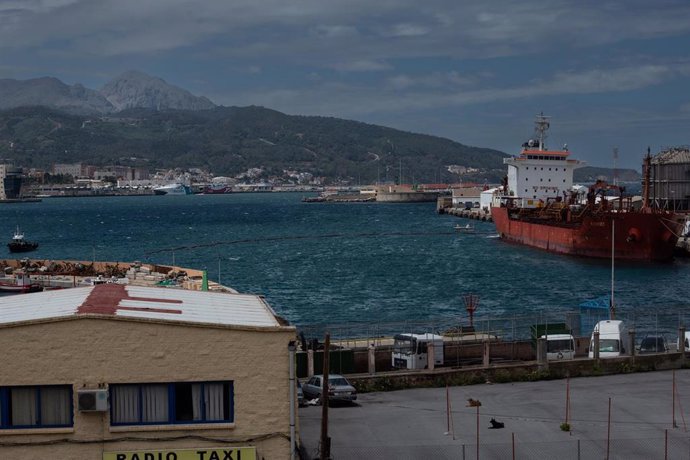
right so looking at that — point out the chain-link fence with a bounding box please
[297,307,690,347]
[314,435,690,460]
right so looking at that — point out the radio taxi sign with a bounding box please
[103,446,256,460]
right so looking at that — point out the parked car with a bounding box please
[302,374,357,404]
[297,380,305,407]
[638,335,668,354]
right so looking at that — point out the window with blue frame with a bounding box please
[0,385,73,428]
[110,381,233,426]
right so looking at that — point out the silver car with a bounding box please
[297,380,305,407]
[302,374,357,404]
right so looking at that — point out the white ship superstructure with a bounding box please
[503,114,585,207]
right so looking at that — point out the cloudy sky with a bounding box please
[2,0,690,170]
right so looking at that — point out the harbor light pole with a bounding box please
[464,294,479,329]
[610,218,615,320]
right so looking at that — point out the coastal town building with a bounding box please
[0,283,297,460]
[450,186,484,209]
[52,163,84,177]
[52,163,150,182]
[0,164,23,200]
[93,166,150,181]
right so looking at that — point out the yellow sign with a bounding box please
[103,446,256,460]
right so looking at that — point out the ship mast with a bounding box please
[642,147,651,210]
[534,113,551,151]
[611,148,617,320]
[610,218,616,320]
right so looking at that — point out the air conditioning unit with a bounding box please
[77,389,109,412]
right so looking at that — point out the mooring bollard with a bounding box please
[679,326,686,364]
[307,349,314,377]
[368,344,376,375]
[537,337,548,371]
[629,329,636,365]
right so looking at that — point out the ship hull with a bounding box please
[492,206,684,261]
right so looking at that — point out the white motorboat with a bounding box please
[153,183,192,195]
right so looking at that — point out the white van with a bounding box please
[588,320,628,358]
[392,333,444,369]
[540,334,575,360]
[678,331,690,352]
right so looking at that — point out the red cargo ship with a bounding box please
[491,115,685,261]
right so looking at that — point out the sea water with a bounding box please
[1,193,689,332]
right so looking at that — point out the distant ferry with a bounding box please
[153,183,192,196]
[203,183,232,194]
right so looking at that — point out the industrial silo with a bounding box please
[650,147,690,211]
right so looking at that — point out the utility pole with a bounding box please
[319,333,331,460]
[399,158,403,185]
[612,147,618,186]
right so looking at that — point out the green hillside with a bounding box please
[0,106,508,183]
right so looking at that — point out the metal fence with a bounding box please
[297,306,690,347]
[314,435,690,460]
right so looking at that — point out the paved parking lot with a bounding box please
[299,370,690,459]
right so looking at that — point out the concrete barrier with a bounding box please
[349,351,688,393]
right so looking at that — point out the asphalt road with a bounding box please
[299,370,690,459]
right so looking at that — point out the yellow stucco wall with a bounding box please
[0,317,296,460]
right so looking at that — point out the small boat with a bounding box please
[455,223,475,233]
[0,272,42,293]
[7,227,39,253]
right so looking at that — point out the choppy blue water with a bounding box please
[1,193,689,330]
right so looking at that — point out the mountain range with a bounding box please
[0,71,638,183]
[0,71,215,115]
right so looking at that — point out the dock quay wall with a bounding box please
[437,196,493,221]
[298,339,556,377]
[438,206,493,222]
[377,191,439,202]
[350,340,540,374]
[348,350,688,393]
[298,335,685,391]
